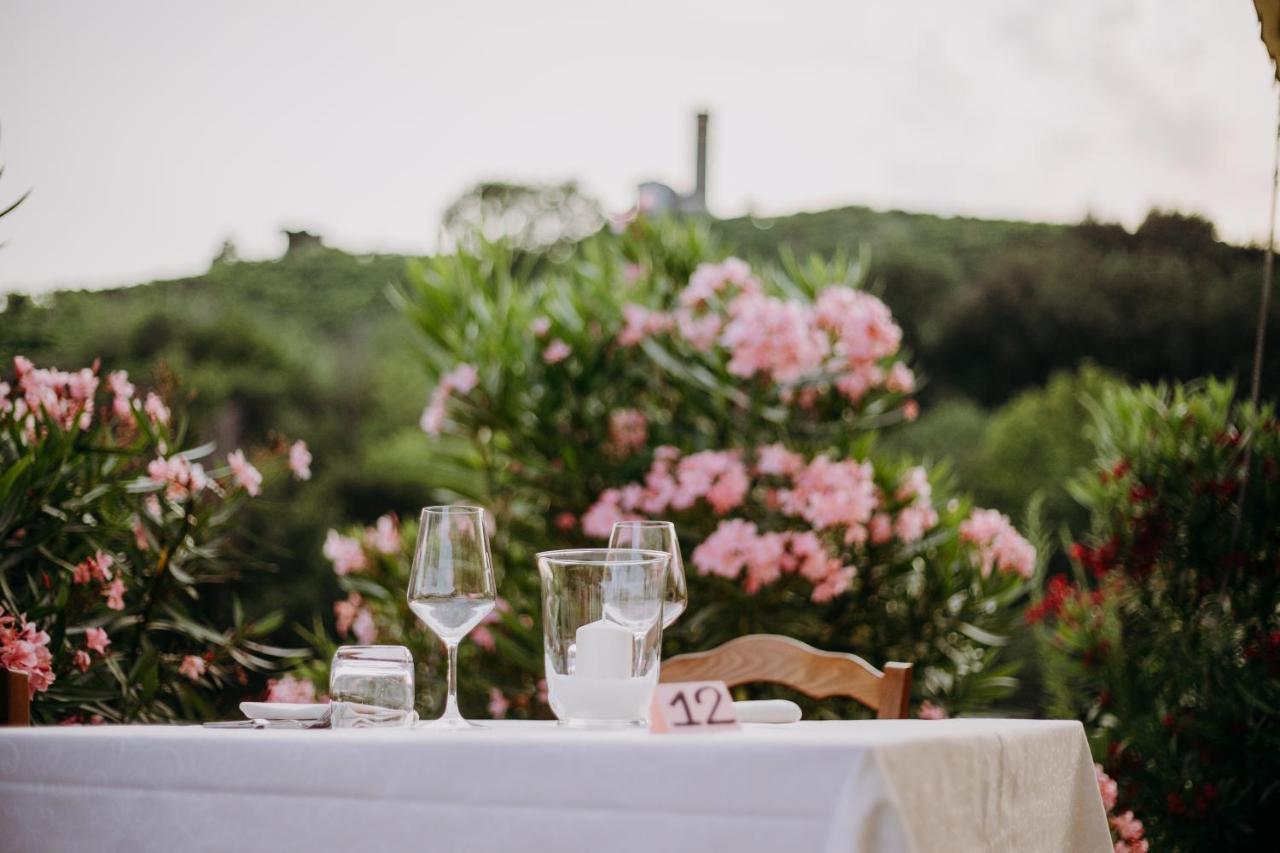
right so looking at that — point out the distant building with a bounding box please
[638,111,709,217]
[283,229,323,257]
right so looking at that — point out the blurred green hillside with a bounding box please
[3,202,1276,636]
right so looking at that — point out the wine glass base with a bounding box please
[417,716,486,731]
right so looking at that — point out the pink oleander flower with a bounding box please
[1114,841,1149,853]
[893,504,938,544]
[679,257,759,307]
[617,304,674,347]
[1110,811,1144,844]
[531,316,551,337]
[659,450,750,514]
[834,362,885,404]
[323,530,369,575]
[334,592,365,637]
[143,391,170,425]
[814,287,902,364]
[107,370,134,404]
[178,655,206,681]
[673,308,722,351]
[779,455,877,539]
[487,687,510,719]
[102,578,126,611]
[691,521,792,594]
[691,518,760,580]
[895,467,931,503]
[72,551,114,585]
[66,368,98,402]
[555,512,577,532]
[743,531,787,593]
[444,363,479,395]
[132,517,149,551]
[363,514,401,555]
[903,400,920,421]
[755,444,804,477]
[918,700,949,719]
[810,565,856,602]
[147,454,207,501]
[581,489,637,538]
[472,626,496,652]
[419,363,479,437]
[607,409,648,456]
[886,361,915,394]
[289,440,312,481]
[227,449,263,497]
[73,649,92,673]
[1095,764,1118,812]
[869,513,894,545]
[84,627,111,655]
[959,508,1037,578]
[420,387,448,435]
[265,674,317,704]
[352,609,376,645]
[542,339,572,364]
[0,381,11,413]
[0,607,56,696]
[721,293,828,384]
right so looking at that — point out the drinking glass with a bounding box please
[608,520,688,628]
[407,505,497,729]
[537,548,670,727]
[329,645,417,728]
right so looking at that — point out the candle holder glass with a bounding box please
[537,548,670,727]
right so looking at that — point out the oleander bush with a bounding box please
[290,215,1039,718]
[1032,379,1280,851]
[0,357,311,722]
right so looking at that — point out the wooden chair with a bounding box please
[2,668,31,726]
[660,634,913,719]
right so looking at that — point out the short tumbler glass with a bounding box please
[329,645,417,728]
[537,548,670,727]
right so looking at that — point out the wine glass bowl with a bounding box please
[407,505,497,729]
[608,520,688,628]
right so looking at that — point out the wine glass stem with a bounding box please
[442,641,462,721]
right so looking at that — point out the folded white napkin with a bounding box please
[732,699,802,724]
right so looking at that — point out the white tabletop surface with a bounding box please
[0,718,1111,853]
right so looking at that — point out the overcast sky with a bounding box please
[0,0,1276,293]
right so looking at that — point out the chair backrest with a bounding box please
[2,668,31,726]
[660,634,912,719]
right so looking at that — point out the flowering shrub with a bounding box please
[384,215,1036,716]
[0,356,309,722]
[1034,379,1279,850]
[285,514,548,719]
[1096,764,1150,852]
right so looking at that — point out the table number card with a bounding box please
[649,681,740,733]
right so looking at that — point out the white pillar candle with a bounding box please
[573,619,633,679]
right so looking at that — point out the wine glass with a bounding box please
[608,520,688,628]
[407,505,497,729]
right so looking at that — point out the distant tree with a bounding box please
[441,181,603,253]
[1070,214,1131,252]
[1135,208,1217,250]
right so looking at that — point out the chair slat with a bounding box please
[661,634,912,719]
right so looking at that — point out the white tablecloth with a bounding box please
[0,718,1110,853]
